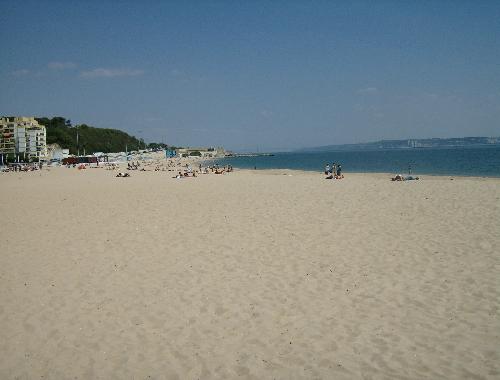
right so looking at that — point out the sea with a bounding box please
[213,146,500,177]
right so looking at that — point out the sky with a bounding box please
[1,0,499,152]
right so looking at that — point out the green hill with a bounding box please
[36,117,157,155]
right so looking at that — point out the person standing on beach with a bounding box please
[325,163,330,175]
[332,163,337,178]
[337,164,342,177]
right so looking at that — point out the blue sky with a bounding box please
[1,0,499,151]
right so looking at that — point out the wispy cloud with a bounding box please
[48,61,77,70]
[11,69,30,76]
[80,68,144,78]
[170,69,183,77]
[358,87,378,94]
[144,117,163,122]
[260,109,274,118]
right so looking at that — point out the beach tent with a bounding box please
[165,149,176,158]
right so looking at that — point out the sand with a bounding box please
[0,164,499,379]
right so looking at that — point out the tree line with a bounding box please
[35,117,176,155]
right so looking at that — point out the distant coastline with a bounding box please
[298,136,500,152]
[226,153,275,157]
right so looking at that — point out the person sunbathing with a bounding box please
[391,174,404,181]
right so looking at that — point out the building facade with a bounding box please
[176,147,226,158]
[0,116,48,161]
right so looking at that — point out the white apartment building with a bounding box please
[0,116,48,161]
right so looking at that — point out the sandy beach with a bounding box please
[0,164,499,379]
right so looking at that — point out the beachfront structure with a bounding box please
[0,116,48,161]
[176,147,226,158]
[46,143,70,161]
[165,148,176,158]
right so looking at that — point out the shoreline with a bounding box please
[3,161,500,181]
[223,167,500,181]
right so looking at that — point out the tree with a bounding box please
[36,117,144,155]
[147,142,168,150]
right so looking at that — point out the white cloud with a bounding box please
[11,69,30,76]
[358,87,378,94]
[48,61,77,70]
[80,68,144,78]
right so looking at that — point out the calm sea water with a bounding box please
[214,146,500,177]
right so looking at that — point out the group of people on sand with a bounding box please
[111,156,236,178]
[208,163,233,174]
[105,163,119,170]
[391,164,420,181]
[127,161,144,171]
[1,163,43,172]
[172,163,233,178]
[324,162,343,179]
[391,174,419,181]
